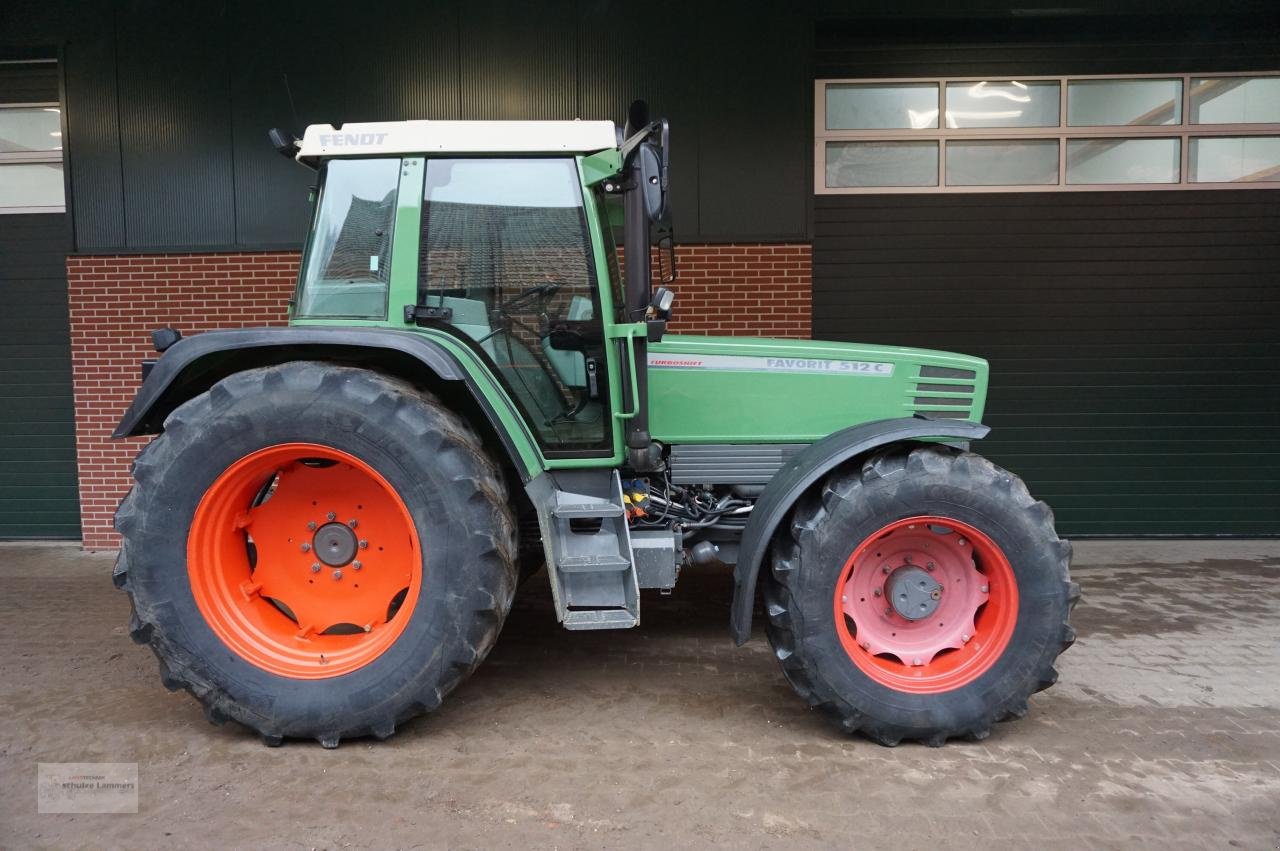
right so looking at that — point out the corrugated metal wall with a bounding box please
[813,12,1280,536]
[35,0,813,252]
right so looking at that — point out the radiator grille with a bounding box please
[909,366,977,420]
[669,444,806,485]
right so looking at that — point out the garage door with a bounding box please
[0,60,79,538]
[812,191,1280,536]
[0,213,80,538]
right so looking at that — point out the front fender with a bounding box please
[729,417,990,645]
[112,326,540,481]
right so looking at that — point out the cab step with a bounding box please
[527,470,639,629]
[563,609,638,630]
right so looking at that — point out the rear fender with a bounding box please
[729,417,990,645]
[112,327,542,481]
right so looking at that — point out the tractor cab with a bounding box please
[285,110,672,463]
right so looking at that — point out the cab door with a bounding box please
[415,157,619,460]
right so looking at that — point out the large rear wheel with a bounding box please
[114,362,517,747]
[763,444,1078,746]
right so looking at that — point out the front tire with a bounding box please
[114,362,518,747]
[763,444,1077,746]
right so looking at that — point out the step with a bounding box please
[552,501,625,519]
[557,554,632,573]
[563,608,639,630]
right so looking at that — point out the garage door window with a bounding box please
[0,104,64,213]
[816,72,1280,193]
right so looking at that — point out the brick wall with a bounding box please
[66,243,811,549]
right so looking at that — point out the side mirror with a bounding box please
[638,143,667,223]
[268,127,300,158]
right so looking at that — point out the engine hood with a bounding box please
[645,335,988,445]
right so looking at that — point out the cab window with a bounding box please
[295,158,399,318]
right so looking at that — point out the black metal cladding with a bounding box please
[0,61,56,101]
[9,0,812,252]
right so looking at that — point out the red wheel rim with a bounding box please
[833,516,1018,694]
[187,443,421,679]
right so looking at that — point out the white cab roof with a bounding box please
[298,120,619,158]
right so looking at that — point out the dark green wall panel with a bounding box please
[7,0,813,250]
[115,3,236,247]
[695,0,810,241]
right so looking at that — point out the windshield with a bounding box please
[295,158,400,318]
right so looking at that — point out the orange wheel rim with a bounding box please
[187,443,421,679]
[833,516,1018,694]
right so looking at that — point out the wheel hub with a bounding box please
[186,443,420,679]
[887,565,942,620]
[313,521,357,567]
[837,519,995,671]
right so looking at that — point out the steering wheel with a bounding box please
[501,281,562,314]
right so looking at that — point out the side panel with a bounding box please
[648,335,988,444]
[728,418,991,645]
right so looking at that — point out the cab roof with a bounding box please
[297,119,619,159]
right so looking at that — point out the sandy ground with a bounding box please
[1,540,1278,849]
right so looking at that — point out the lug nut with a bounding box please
[958,538,967,547]
[310,563,321,573]
[912,657,923,666]
[962,633,971,643]
[301,542,311,553]
[332,570,343,581]
[980,584,989,593]
[358,539,368,549]
[873,588,882,598]
[926,562,935,571]
[860,641,870,650]
[352,560,363,571]
[307,521,317,531]
[327,512,337,521]
[882,565,891,575]
[884,607,893,617]
[348,519,358,529]
[904,554,913,564]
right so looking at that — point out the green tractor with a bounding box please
[113,103,1077,748]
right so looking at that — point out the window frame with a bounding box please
[815,72,1280,194]
[0,101,66,214]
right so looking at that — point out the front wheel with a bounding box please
[114,362,518,747]
[763,444,1078,746]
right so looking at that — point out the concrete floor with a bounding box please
[1,540,1278,849]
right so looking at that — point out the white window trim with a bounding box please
[815,72,1280,194]
[0,101,66,213]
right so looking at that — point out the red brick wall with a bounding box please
[660,244,812,338]
[66,243,811,549]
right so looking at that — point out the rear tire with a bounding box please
[762,444,1077,746]
[114,362,518,747]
